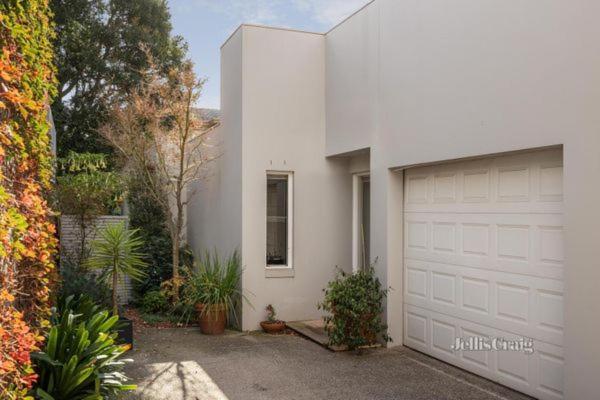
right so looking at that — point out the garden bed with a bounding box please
[123,307,196,336]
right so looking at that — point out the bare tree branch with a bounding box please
[99,55,219,302]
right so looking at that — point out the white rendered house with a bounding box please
[187,1,600,399]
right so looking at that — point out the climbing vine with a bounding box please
[0,0,58,398]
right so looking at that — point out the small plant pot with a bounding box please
[260,320,286,334]
[196,303,227,335]
[117,316,134,348]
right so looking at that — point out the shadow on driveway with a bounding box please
[124,328,533,400]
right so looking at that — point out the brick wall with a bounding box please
[59,215,133,304]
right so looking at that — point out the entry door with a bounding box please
[353,174,370,271]
[403,148,564,400]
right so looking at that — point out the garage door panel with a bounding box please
[404,305,565,400]
[404,258,564,346]
[538,351,565,398]
[404,150,563,214]
[404,201,563,215]
[405,213,564,280]
[404,309,428,352]
[403,149,564,400]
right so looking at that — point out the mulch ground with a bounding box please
[123,307,298,339]
[123,307,191,337]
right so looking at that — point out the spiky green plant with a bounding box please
[182,250,248,325]
[85,223,147,315]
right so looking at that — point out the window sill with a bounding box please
[265,266,294,278]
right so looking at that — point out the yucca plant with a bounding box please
[31,295,135,399]
[86,222,147,315]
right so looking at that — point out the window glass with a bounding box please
[267,175,288,265]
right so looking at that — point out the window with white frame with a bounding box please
[266,172,293,267]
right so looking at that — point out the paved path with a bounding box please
[124,328,532,400]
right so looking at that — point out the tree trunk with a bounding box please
[112,270,118,316]
[172,234,180,303]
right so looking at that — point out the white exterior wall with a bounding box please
[188,30,243,259]
[189,26,353,330]
[240,26,352,330]
[325,2,378,156]
[325,1,600,399]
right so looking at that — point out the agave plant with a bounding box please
[31,295,135,399]
[86,222,147,315]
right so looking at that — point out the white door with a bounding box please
[403,148,564,400]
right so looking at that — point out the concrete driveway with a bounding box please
[124,328,532,400]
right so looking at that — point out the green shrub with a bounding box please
[53,295,105,326]
[58,258,112,309]
[140,290,169,313]
[56,151,125,217]
[134,235,173,295]
[128,179,173,296]
[318,267,391,350]
[31,296,135,399]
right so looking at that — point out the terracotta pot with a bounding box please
[260,320,286,334]
[196,303,227,335]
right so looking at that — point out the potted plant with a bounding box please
[318,266,390,350]
[183,250,247,335]
[260,304,286,334]
[86,222,147,346]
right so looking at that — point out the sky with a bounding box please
[167,0,371,109]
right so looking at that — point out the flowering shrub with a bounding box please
[0,0,57,397]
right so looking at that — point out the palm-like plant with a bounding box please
[86,222,147,315]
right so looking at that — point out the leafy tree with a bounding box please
[55,151,125,262]
[50,0,187,156]
[101,59,218,303]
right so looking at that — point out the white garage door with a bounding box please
[403,148,564,400]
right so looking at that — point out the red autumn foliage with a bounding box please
[0,1,58,398]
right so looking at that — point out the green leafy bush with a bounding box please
[31,296,135,399]
[319,267,390,350]
[127,178,173,296]
[58,258,112,309]
[56,151,126,263]
[140,290,169,313]
[53,295,105,326]
[134,235,172,295]
[56,152,125,218]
